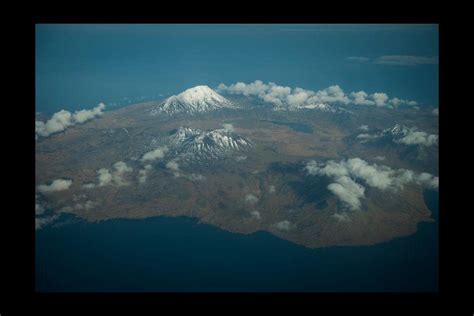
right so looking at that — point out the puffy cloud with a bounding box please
[358,125,438,147]
[244,194,259,205]
[396,131,438,146]
[308,85,350,105]
[138,164,153,184]
[222,123,234,132]
[183,173,206,181]
[36,110,73,137]
[141,146,169,162]
[35,214,59,230]
[389,97,418,107]
[166,160,181,177]
[35,195,45,215]
[217,81,417,110]
[83,183,96,189]
[250,211,261,220]
[36,103,106,138]
[111,161,133,185]
[85,161,133,188]
[274,220,292,231]
[97,168,113,186]
[350,91,375,106]
[268,185,276,194]
[332,212,352,222]
[217,80,269,96]
[372,93,389,107]
[358,125,369,131]
[72,103,106,124]
[166,160,180,171]
[37,179,73,193]
[73,200,96,210]
[328,176,365,210]
[287,90,311,107]
[305,158,438,210]
[356,133,380,143]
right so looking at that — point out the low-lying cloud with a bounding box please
[37,179,73,193]
[357,125,438,147]
[84,161,133,188]
[217,80,418,109]
[305,158,438,211]
[35,214,59,230]
[244,193,259,205]
[138,164,153,184]
[273,220,292,231]
[36,103,106,139]
[141,146,169,162]
[396,130,438,146]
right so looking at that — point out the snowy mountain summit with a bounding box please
[151,85,236,115]
[169,126,253,161]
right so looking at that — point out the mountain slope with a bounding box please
[151,85,237,115]
[169,126,253,161]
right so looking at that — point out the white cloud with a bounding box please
[72,102,106,123]
[83,183,96,189]
[222,123,234,132]
[35,195,45,215]
[244,193,259,205]
[35,214,59,230]
[97,168,113,186]
[328,176,365,211]
[235,155,247,162]
[374,156,386,161]
[274,220,292,231]
[141,146,169,162]
[396,131,438,146]
[138,164,153,184]
[37,179,73,193]
[305,158,438,210]
[111,161,133,185]
[217,81,417,110]
[358,125,369,131]
[86,161,133,188]
[372,93,389,107]
[432,108,439,116]
[166,160,180,171]
[183,173,206,181]
[74,200,96,210]
[250,211,261,220]
[332,212,352,222]
[36,103,106,138]
[358,125,438,147]
[166,160,180,177]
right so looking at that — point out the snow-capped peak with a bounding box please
[151,85,236,116]
[169,126,253,161]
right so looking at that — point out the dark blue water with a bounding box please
[35,190,438,292]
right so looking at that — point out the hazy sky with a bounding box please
[36,24,438,114]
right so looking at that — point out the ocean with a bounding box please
[35,190,438,292]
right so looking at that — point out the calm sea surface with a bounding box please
[35,190,438,292]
